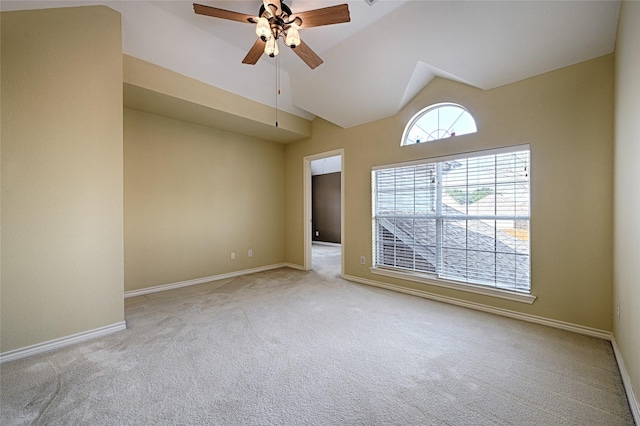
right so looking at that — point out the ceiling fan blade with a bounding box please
[242,38,267,65]
[292,4,350,29]
[292,40,323,69]
[262,0,282,16]
[193,3,256,24]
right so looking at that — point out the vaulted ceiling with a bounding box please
[2,1,621,130]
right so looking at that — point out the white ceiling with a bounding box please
[311,155,341,175]
[2,0,621,129]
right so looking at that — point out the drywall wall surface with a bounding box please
[123,55,311,143]
[614,0,640,411]
[124,108,286,292]
[285,55,614,331]
[1,6,124,352]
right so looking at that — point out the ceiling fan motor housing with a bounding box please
[194,1,350,69]
[258,2,299,47]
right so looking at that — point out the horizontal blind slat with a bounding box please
[373,149,530,292]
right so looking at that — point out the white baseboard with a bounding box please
[284,262,306,271]
[344,274,612,340]
[312,241,341,247]
[124,263,288,298]
[348,274,640,422]
[611,339,640,425]
[0,321,126,364]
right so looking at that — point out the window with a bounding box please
[402,103,477,145]
[372,146,530,294]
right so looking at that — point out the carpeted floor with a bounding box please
[0,244,634,425]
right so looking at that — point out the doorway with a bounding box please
[304,149,344,276]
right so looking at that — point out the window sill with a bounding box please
[370,267,536,304]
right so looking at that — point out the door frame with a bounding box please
[303,149,344,274]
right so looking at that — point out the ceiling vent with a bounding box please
[364,0,377,5]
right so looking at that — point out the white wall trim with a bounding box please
[371,267,536,304]
[312,241,341,247]
[0,321,126,364]
[284,262,306,271]
[124,263,288,298]
[304,149,345,273]
[611,339,640,425]
[344,274,612,340]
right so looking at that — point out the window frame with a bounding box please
[401,102,477,146]
[371,145,535,304]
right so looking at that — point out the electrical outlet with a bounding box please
[315,231,319,237]
[616,300,620,320]
[360,256,366,265]
[231,251,236,260]
[248,249,253,258]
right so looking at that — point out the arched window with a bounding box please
[402,103,477,146]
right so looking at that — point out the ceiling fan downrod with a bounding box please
[193,1,350,69]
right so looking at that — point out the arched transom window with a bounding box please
[402,103,477,146]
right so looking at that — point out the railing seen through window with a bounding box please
[372,146,530,292]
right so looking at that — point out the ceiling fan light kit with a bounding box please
[193,1,350,69]
[255,16,271,40]
[265,36,279,57]
[285,24,301,49]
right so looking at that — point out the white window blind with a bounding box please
[373,147,530,292]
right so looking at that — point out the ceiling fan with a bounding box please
[193,0,350,69]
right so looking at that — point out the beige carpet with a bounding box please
[1,244,634,425]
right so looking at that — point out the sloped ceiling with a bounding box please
[2,0,620,130]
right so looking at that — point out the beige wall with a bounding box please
[614,0,640,411]
[0,6,628,398]
[123,55,311,144]
[124,108,285,292]
[1,7,124,352]
[286,55,614,331]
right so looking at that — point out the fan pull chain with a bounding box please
[275,54,280,127]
